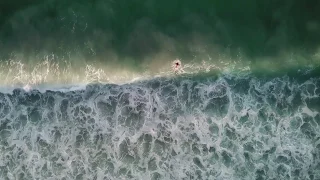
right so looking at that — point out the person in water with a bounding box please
[172,59,183,74]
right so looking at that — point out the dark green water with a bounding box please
[0,0,320,78]
[0,1,319,180]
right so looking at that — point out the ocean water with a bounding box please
[0,0,320,180]
[0,68,319,180]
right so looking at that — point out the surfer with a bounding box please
[172,59,183,74]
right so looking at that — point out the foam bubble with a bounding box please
[0,73,319,179]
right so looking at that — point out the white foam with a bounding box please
[0,72,319,180]
[0,83,88,94]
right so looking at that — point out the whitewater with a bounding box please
[0,59,319,180]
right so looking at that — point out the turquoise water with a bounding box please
[0,0,320,179]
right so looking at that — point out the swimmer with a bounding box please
[172,59,184,74]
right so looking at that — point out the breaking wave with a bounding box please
[0,71,319,180]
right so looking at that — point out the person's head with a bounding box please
[173,59,181,67]
[172,59,182,73]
